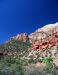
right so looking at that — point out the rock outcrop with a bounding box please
[16,33,23,41]
[31,33,58,50]
[10,33,29,42]
[29,23,58,51]
[29,22,58,42]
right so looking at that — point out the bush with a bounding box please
[0,56,24,75]
[42,57,56,75]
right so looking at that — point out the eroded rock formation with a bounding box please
[15,33,29,42]
[31,33,58,50]
[16,33,23,41]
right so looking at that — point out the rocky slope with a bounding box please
[0,22,58,67]
[1,22,58,58]
[29,23,58,67]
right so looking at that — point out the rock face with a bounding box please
[29,32,49,43]
[29,22,58,42]
[31,33,58,50]
[29,23,58,63]
[29,23,58,51]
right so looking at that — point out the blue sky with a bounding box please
[0,0,58,44]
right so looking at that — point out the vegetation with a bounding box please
[42,57,55,75]
[0,40,58,75]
